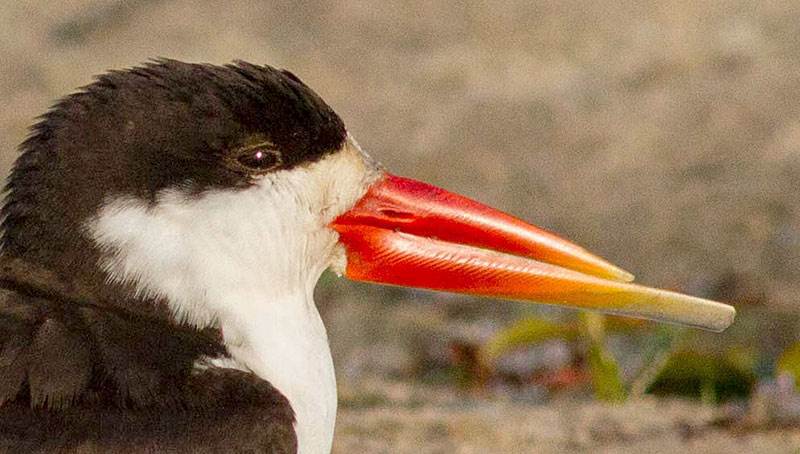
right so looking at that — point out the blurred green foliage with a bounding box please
[580,313,627,402]
[481,317,579,362]
[480,312,635,402]
[482,312,763,404]
[777,342,800,390]
[647,350,756,404]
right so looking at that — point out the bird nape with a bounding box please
[0,60,734,454]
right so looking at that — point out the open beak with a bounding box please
[331,173,735,332]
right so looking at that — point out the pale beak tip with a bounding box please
[646,290,737,332]
[607,265,636,283]
[712,303,737,333]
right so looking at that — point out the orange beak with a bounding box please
[331,173,735,332]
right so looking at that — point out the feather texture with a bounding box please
[0,258,297,452]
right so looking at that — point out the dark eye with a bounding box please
[231,146,282,173]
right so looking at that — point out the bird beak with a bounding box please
[331,173,735,332]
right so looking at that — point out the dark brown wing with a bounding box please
[0,262,297,453]
[0,368,297,453]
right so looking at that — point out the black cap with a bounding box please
[2,60,347,295]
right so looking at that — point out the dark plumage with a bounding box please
[0,258,296,453]
[2,59,345,294]
[0,60,348,453]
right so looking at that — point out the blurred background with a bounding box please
[2,1,799,452]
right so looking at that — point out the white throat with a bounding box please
[87,139,378,454]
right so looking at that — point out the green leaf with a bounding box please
[587,342,627,402]
[777,341,800,389]
[580,312,627,402]
[481,317,578,363]
[647,350,755,403]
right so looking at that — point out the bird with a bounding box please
[0,60,734,453]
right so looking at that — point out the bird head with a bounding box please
[2,60,734,333]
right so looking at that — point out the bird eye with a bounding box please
[230,145,282,173]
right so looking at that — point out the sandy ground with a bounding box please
[2,1,800,452]
[333,379,800,453]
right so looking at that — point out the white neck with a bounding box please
[87,140,377,454]
[221,287,337,454]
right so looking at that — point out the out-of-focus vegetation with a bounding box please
[779,343,800,389]
[2,1,799,451]
[481,313,758,404]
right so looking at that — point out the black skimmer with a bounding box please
[0,60,734,453]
